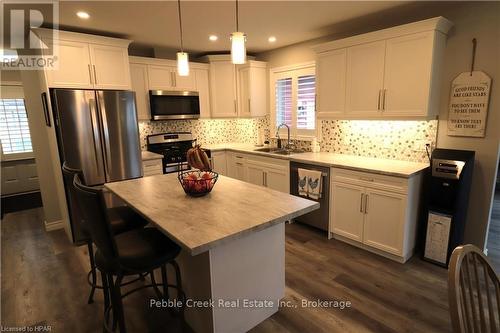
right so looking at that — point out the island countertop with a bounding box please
[105,173,319,255]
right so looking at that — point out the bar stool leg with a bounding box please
[160,265,170,300]
[87,241,97,304]
[111,274,127,333]
[170,261,185,327]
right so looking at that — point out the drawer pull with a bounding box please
[360,193,364,213]
[360,177,374,182]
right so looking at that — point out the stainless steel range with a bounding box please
[147,132,210,174]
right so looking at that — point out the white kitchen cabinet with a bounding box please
[316,48,346,118]
[246,163,266,186]
[37,30,132,89]
[313,17,453,119]
[237,61,267,117]
[43,39,94,89]
[382,32,435,117]
[330,167,423,263]
[227,153,246,181]
[174,70,196,91]
[245,155,290,193]
[143,158,163,177]
[330,181,365,242]
[264,167,289,193]
[345,40,385,117]
[195,68,211,118]
[89,44,131,89]
[209,59,238,118]
[205,55,267,118]
[130,63,150,120]
[211,151,227,176]
[363,188,406,255]
[148,65,175,90]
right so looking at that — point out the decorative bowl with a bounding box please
[178,170,219,197]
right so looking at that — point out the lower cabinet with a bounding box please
[143,158,163,177]
[211,151,227,176]
[330,167,422,263]
[225,151,289,193]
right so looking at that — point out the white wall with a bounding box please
[257,1,500,249]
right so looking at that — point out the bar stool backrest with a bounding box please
[448,244,500,333]
[72,174,119,262]
[62,162,89,241]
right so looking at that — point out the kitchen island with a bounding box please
[105,173,319,333]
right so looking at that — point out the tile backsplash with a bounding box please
[320,120,437,162]
[139,117,437,163]
[138,118,269,150]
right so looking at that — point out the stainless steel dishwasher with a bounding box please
[290,162,330,231]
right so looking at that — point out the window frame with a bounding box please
[270,61,317,140]
[0,82,34,161]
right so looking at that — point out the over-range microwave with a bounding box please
[149,90,200,120]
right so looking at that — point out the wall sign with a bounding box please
[447,71,491,137]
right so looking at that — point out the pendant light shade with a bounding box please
[231,32,246,64]
[176,0,189,76]
[177,52,189,76]
[231,0,246,64]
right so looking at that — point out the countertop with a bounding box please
[204,143,429,178]
[105,173,319,255]
[141,151,163,161]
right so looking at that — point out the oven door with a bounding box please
[149,90,200,120]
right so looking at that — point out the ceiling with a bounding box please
[52,1,411,56]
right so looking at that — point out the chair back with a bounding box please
[448,244,500,333]
[62,162,89,241]
[72,174,118,261]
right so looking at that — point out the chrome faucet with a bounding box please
[276,123,291,149]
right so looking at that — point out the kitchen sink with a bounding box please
[253,147,305,155]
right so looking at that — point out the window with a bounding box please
[271,63,316,138]
[0,85,33,160]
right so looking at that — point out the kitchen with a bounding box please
[1,1,499,333]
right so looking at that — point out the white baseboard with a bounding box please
[44,219,64,231]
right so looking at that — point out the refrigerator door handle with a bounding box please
[88,99,106,180]
[96,93,112,181]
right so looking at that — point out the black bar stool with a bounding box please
[62,163,149,304]
[72,174,185,333]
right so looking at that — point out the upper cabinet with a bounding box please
[148,65,196,91]
[36,29,132,90]
[237,62,267,117]
[129,56,210,120]
[205,55,268,118]
[314,17,453,120]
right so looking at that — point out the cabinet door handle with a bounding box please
[382,89,387,110]
[248,98,251,113]
[360,177,374,182]
[264,172,267,187]
[360,193,364,213]
[41,92,51,127]
[262,172,266,186]
[364,194,369,214]
[93,65,98,85]
[173,72,177,87]
[88,64,93,84]
[234,100,237,114]
[377,89,381,110]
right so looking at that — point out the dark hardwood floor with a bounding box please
[486,190,500,273]
[1,208,452,332]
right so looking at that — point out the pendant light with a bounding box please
[230,0,246,64]
[176,0,189,76]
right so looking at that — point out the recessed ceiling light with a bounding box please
[268,36,277,43]
[76,11,90,19]
[209,35,218,41]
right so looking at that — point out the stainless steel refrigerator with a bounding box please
[51,89,143,243]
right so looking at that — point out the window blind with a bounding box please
[296,75,315,130]
[0,98,33,154]
[275,77,292,127]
